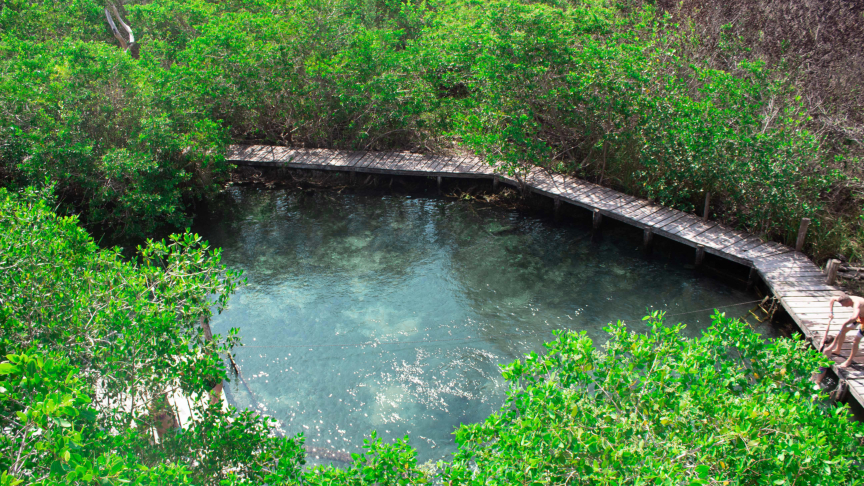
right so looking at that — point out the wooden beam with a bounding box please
[795,218,810,252]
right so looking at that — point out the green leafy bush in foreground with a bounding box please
[1,188,862,485]
[444,314,863,485]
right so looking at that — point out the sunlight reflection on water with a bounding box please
[198,187,771,464]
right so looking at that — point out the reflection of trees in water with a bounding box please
[429,198,747,347]
[201,188,435,287]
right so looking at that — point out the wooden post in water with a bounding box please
[643,228,654,249]
[554,197,562,220]
[826,259,841,285]
[747,266,758,290]
[695,245,705,266]
[703,192,711,222]
[592,210,603,229]
[492,176,499,191]
[437,176,442,194]
[795,218,810,252]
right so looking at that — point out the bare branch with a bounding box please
[104,8,128,50]
[111,4,135,44]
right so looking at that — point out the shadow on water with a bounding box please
[194,183,773,465]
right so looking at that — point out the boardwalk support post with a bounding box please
[795,218,810,252]
[492,176,499,191]
[643,228,653,249]
[703,192,711,222]
[554,197,562,219]
[592,210,603,229]
[747,266,758,290]
[826,259,841,285]
[437,176,442,194]
[695,245,705,266]
[831,380,849,402]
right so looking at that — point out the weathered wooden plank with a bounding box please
[770,275,832,284]
[425,155,451,173]
[458,157,484,174]
[620,201,665,222]
[691,224,748,250]
[576,186,617,206]
[473,159,494,175]
[281,149,308,165]
[641,207,684,227]
[777,290,846,298]
[562,181,600,201]
[787,302,853,310]
[761,269,825,277]
[671,219,718,241]
[593,193,627,211]
[306,150,335,166]
[423,155,446,172]
[789,307,853,315]
[344,152,368,168]
[757,251,813,267]
[330,151,360,168]
[385,152,408,170]
[407,154,434,172]
[653,212,700,235]
[366,151,392,170]
[721,237,766,257]
[430,155,458,173]
[295,149,322,166]
[597,192,636,211]
[447,156,474,174]
[656,214,699,235]
[315,149,342,168]
[611,198,651,216]
[442,156,466,172]
[456,156,482,174]
[590,187,625,204]
[746,242,794,260]
[541,172,570,196]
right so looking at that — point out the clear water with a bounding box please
[198,186,773,464]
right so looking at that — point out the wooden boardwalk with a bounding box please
[228,145,864,406]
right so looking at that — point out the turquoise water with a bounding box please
[199,186,772,464]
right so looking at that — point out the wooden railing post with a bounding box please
[826,259,841,285]
[702,192,711,222]
[795,218,810,252]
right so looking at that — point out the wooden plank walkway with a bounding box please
[227,145,864,406]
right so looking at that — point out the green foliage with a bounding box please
[303,432,426,485]
[0,187,309,485]
[0,0,859,255]
[0,350,191,485]
[443,312,864,485]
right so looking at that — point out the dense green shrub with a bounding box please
[0,187,298,485]
[0,0,859,256]
[444,312,863,485]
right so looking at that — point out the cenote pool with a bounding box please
[197,186,775,464]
